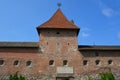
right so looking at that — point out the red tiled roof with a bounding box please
[37,9,79,29]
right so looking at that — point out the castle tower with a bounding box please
[37,9,80,54]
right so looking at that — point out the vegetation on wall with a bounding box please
[8,71,115,80]
[86,72,115,80]
[99,73,115,80]
[8,72,25,80]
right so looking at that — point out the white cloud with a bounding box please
[102,8,114,17]
[81,32,90,37]
[80,27,91,38]
[95,0,120,17]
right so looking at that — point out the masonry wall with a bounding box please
[0,47,40,75]
[0,47,120,79]
[80,50,120,74]
[0,28,120,79]
[38,29,83,75]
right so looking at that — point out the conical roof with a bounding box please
[37,9,79,30]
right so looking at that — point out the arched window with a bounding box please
[95,60,100,66]
[0,59,4,66]
[108,60,113,65]
[49,60,54,66]
[13,60,19,66]
[63,60,68,66]
[83,60,88,66]
[26,61,32,67]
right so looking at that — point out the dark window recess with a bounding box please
[47,42,48,45]
[63,60,68,66]
[57,43,59,45]
[0,60,4,66]
[49,60,54,66]
[108,60,113,65]
[68,43,70,45]
[26,61,32,67]
[14,60,19,66]
[56,32,60,34]
[95,60,100,65]
[95,52,99,57]
[83,60,88,66]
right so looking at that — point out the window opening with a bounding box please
[13,60,19,66]
[49,60,54,66]
[26,61,32,67]
[63,60,68,66]
[83,60,88,66]
[95,60,100,65]
[56,32,60,34]
[108,60,113,65]
[0,60,4,66]
[57,43,59,45]
[68,43,70,45]
[47,42,48,45]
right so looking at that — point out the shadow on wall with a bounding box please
[80,50,120,57]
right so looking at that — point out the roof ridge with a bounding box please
[37,9,79,29]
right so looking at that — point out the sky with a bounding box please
[0,0,120,45]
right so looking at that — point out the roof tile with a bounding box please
[37,9,79,29]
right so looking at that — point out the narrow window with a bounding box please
[47,42,48,45]
[108,60,113,65]
[26,61,32,67]
[56,32,60,34]
[49,60,54,66]
[63,60,68,66]
[0,60,4,66]
[83,60,88,66]
[95,60,100,66]
[13,60,19,66]
[68,43,70,45]
[57,43,59,45]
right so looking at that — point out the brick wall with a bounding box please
[0,29,120,79]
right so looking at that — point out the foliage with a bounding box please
[99,73,115,80]
[86,75,93,80]
[8,72,25,80]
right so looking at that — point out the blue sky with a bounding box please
[0,0,120,45]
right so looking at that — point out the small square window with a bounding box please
[49,60,54,66]
[108,60,113,65]
[83,60,88,66]
[56,32,60,34]
[68,43,70,45]
[26,61,32,67]
[57,43,59,45]
[0,60,4,66]
[13,60,19,67]
[95,60,100,66]
[63,60,68,66]
[47,42,48,45]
